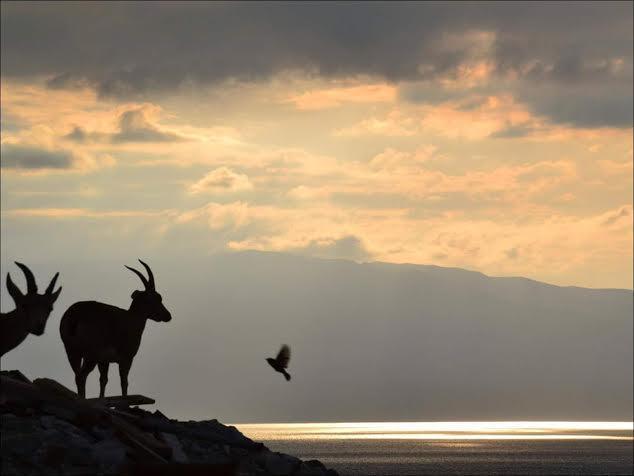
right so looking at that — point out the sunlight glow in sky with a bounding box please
[1,3,632,288]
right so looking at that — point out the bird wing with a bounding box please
[276,344,291,368]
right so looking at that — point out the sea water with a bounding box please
[235,421,634,475]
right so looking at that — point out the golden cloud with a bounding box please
[287,83,397,110]
[189,167,254,195]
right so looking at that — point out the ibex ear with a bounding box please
[6,273,24,305]
[131,289,142,300]
[50,286,62,303]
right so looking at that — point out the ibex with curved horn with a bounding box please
[1,262,62,356]
[60,260,171,398]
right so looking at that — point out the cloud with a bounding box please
[46,72,91,90]
[171,198,632,288]
[66,106,189,144]
[0,108,22,132]
[189,167,253,195]
[418,94,535,140]
[369,146,438,170]
[3,208,168,218]
[336,94,557,141]
[287,185,331,201]
[516,84,633,128]
[490,123,541,139]
[292,235,372,262]
[335,110,418,137]
[2,3,630,131]
[0,142,114,172]
[176,201,252,231]
[112,108,186,143]
[400,63,633,130]
[287,83,396,110]
[601,205,632,227]
[0,143,73,169]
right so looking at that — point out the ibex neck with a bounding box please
[0,309,31,356]
[128,299,149,319]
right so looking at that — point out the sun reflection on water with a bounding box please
[235,421,634,441]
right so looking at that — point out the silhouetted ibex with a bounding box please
[1,262,62,356]
[60,260,171,398]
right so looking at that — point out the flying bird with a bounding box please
[266,344,291,381]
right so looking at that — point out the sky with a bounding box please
[1,1,633,289]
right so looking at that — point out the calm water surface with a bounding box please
[235,422,633,475]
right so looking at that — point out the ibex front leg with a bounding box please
[119,360,132,397]
[98,362,109,398]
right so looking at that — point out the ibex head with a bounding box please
[6,262,62,336]
[125,259,171,322]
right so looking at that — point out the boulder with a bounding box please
[0,373,339,475]
[91,438,128,470]
[160,432,189,463]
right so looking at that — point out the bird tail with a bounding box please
[282,370,291,381]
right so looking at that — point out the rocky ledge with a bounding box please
[0,371,337,476]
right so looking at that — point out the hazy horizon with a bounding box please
[2,251,631,422]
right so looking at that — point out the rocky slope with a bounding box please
[0,371,337,476]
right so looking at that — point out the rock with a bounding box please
[306,459,327,469]
[91,424,116,441]
[1,375,338,475]
[85,394,156,408]
[2,431,49,455]
[295,459,332,476]
[297,459,341,476]
[160,432,189,463]
[0,370,31,384]
[259,452,301,475]
[40,415,78,435]
[40,404,77,423]
[32,378,80,400]
[2,413,34,432]
[91,438,128,469]
[40,444,67,469]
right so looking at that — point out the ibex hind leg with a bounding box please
[76,359,97,398]
[119,361,132,397]
[62,341,83,394]
[98,362,109,398]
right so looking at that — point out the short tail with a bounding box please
[282,370,291,381]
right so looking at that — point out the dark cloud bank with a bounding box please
[2,2,632,127]
[0,143,74,170]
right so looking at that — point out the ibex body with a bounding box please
[1,262,62,356]
[60,260,171,398]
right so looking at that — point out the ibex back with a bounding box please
[59,260,171,398]
[1,262,62,356]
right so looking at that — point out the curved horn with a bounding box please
[137,259,155,290]
[6,273,24,303]
[15,262,37,293]
[45,272,60,295]
[125,265,149,289]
